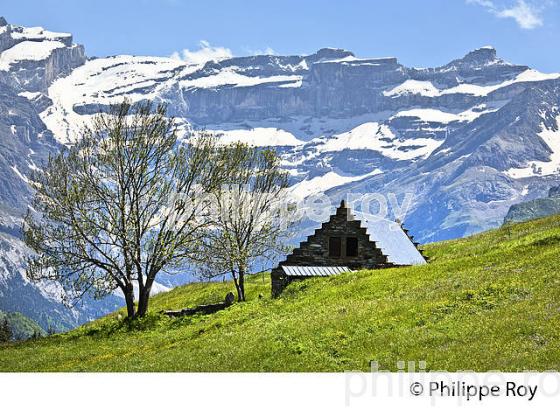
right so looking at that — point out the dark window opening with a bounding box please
[329,237,341,257]
[346,237,358,257]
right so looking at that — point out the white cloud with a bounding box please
[468,0,496,7]
[467,0,548,30]
[242,46,277,56]
[257,47,276,55]
[171,40,232,65]
[496,0,543,29]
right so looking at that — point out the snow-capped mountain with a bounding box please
[0,17,120,330]
[40,37,560,240]
[1,16,560,328]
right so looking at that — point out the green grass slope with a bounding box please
[1,215,560,372]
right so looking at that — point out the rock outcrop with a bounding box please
[504,186,560,225]
[0,17,86,92]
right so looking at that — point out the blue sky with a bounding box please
[2,0,560,71]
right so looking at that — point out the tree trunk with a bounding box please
[136,284,152,318]
[238,268,246,302]
[231,271,244,302]
[124,283,135,318]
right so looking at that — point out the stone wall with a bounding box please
[271,202,391,297]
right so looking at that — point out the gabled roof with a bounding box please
[281,266,351,277]
[353,211,427,266]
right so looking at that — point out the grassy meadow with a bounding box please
[1,215,560,371]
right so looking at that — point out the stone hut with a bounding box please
[271,200,426,297]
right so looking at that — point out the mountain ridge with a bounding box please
[0,16,559,328]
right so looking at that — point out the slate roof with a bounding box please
[353,211,427,266]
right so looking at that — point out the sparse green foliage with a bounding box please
[194,143,291,301]
[23,100,225,318]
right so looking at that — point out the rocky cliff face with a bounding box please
[173,47,528,124]
[0,82,123,331]
[504,185,560,225]
[0,19,85,92]
[1,17,560,328]
[0,18,118,331]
